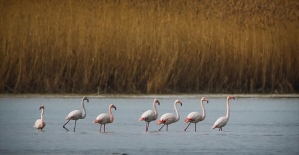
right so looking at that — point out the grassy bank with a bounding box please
[1,0,298,94]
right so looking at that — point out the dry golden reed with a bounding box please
[0,0,298,94]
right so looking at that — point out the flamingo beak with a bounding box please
[180,103,182,106]
[157,101,160,105]
[86,98,89,102]
[233,97,235,100]
[207,100,209,103]
[114,106,117,110]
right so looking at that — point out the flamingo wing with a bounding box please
[139,110,155,122]
[212,116,228,129]
[94,113,110,124]
[66,110,82,120]
[185,112,203,123]
[158,113,176,124]
[34,119,42,128]
[34,119,46,129]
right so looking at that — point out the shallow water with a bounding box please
[0,96,298,155]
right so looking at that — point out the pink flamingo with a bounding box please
[184,97,209,131]
[211,95,235,131]
[157,100,182,131]
[94,104,117,132]
[63,96,89,132]
[34,105,46,131]
[139,99,160,132]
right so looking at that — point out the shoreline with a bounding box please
[0,94,298,99]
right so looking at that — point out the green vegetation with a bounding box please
[1,0,298,94]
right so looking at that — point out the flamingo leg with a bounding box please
[158,124,165,131]
[100,124,102,132]
[146,122,149,132]
[63,120,71,131]
[195,123,197,132]
[184,122,191,131]
[74,120,77,132]
[166,125,168,131]
[104,124,106,132]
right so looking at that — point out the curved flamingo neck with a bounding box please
[41,109,44,121]
[153,101,158,119]
[81,99,86,119]
[174,102,180,122]
[201,100,206,119]
[109,106,114,123]
[226,98,230,119]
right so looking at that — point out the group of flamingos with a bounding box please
[34,95,235,132]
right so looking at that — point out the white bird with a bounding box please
[211,95,235,131]
[139,99,160,132]
[34,105,46,131]
[63,96,89,132]
[94,104,117,132]
[184,97,209,131]
[157,99,182,131]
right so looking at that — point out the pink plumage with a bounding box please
[94,104,117,132]
[184,97,209,131]
[63,96,89,132]
[34,105,46,131]
[157,99,182,131]
[139,99,160,132]
[211,95,235,131]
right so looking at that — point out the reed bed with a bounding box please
[1,0,298,94]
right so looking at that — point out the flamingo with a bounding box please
[139,99,160,132]
[63,96,89,132]
[33,105,46,131]
[211,95,235,131]
[184,97,209,132]
[157,99,182,131]
[94,104,117,132]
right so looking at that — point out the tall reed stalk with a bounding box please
[0,0,298,94]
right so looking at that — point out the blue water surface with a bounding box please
[0,96,298,155]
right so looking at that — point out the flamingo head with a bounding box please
[154,99,160,105]
[83,96,89,102]
[228,96,235,100]
[39,105,45,110]
[175,99,182,106]
[110,104,117,110]
[201,97,209,103]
